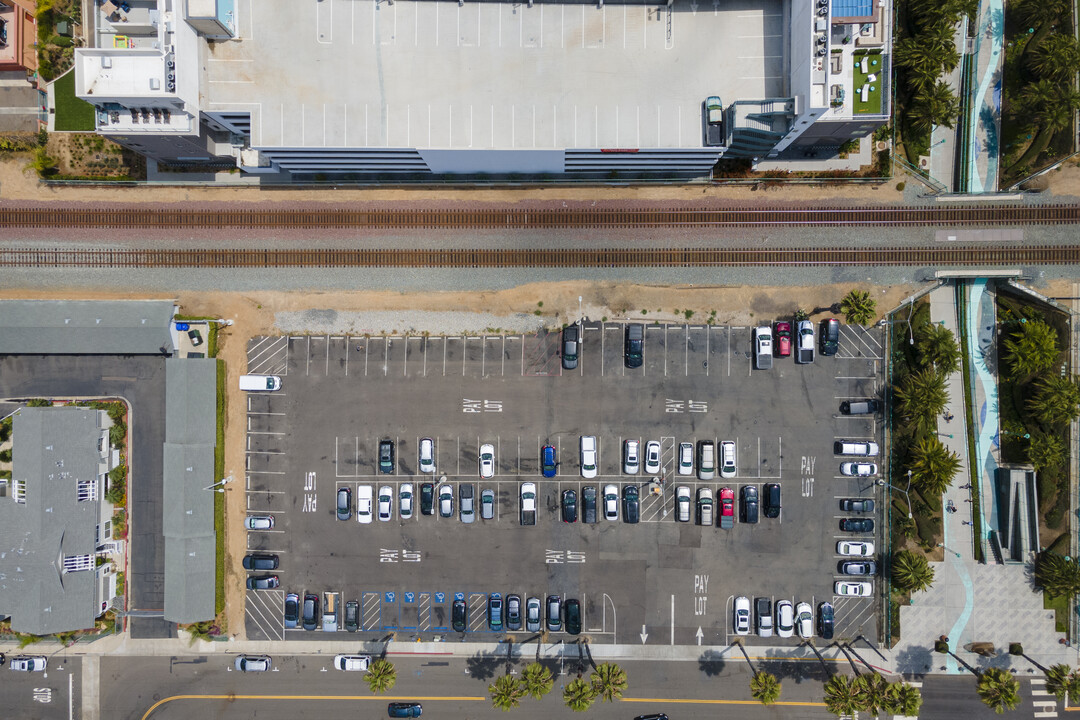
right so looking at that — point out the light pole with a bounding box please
[875,300,914,346]
[578,296,583,321]
[937,542,961,559]
[204,475,234,493]
[878,470,913,519]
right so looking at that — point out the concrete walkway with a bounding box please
[929,18,969,192]
[965,0,1004,191]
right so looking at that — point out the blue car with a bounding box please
[388,703,422,718]
[541,445,557,478]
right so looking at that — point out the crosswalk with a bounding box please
[1031,677,1059,718]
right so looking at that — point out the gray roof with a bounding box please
[0,300,175,355]
[162,358,218,623]
[0,407,105,635]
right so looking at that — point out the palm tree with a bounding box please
[894,367,949,434]
[522,662,554,700]
[750,670,782,705]
[911,81,962,133]
[365,659,397,694]
[908,436,961,496]
[1028,432,1067,472]
[1003,318,1058,379]
[1035,551,1080,598]
[563,677,595,712]
[1062,669,1080,704]
[489,674,525,711]
[823,674,862,717]
[590,663,628,703]
[1027,375,1080,428]
[1021,0,1070,30]
[916,322,961,375]
[840,290,877,326]
[886,681,924,716]
[891,550,936,592]
[977,667,1021,713]
[1027,34,1080,82]
[853,672,890,714]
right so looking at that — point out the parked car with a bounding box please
[697,440,715,480]
[439,484,454,518]
[336,486,352,521]
[623,484,640,524]
[840,399,880,415]
[284,592,300,629]
[740,485,759,524]
[245,515,274,530]
[719,486,735,529]
[624,323,644,368]
[696,487,714,526]
[356,484,373,523]
[378,485,393,521]
[541,445,557,478]
[506,594,522,631]
[420,483,434,515]
[564,598,582,635]
[582,486,597,524]
[733,596,751,635]
[817,602,835,640]
[644,440,661,475]
[624,440,640,475]
[835,440,880,456]
[796,319,815,363]
[481,488,495,520]
[487,596,503,631]
[379,439,395,473]
[837,541,875,556]
[9,656,46,672]
[479,444,495,478]
[840,518,874,533]
[561,324,580,370]
[418,438,435,473]
[580,436,598,478]
[839,498,875,513]
[562,489,578,523]
[753,326,773,369]
[774,321,792,357]
[603,484,619,521]
[546,595,562,631]
[245,579,277,599]
[755,597,773,637]
[452,598,467,633]
[387,702,423,718]
[526,597,542,632]
[334,654,370,671]
[242,554,279,571]
[763,482,781,519]
[820,318,840,356]
[840,462,878,477]
[675,486,692,522]
[235,655,271,672]
[775,600,794,638]
[344,600,360,632]
[303,593,320,631]
[720,440,736,478]
[835,581,873,597]
[840,561,877,575]
[519,482,537,525]
[795,602,813,639]
[459,484,475,524]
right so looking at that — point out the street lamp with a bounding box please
[878,470,913,519]
[937,542,961,559]
[204,475,234,493]
[875,299,915,346]
[578,296,583,321]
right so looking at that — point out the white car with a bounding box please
[356,484,373,524]
[644,441,661,475]
[837,541,875,557]
[245,515,274,530]
[333,654,371,672]
[677,442,694,475]
[719,440,737,479]
[479,444,495,478]
[840,462,878,477]
[775,600,794,638]
[675,485,692,522]
[623,440,640,475]
[580,436,598,479]
[733,596,751,636]
[835,581,873,597]
[795,602,813,639]
[796,319,815,363]
[9,656,46,672]
[603,484,619,520]
[438,484,454,518]
[235,655,272,672]
[378,485,393,521]
[753,326,773,369]
[418,438,435,473]
[399,483,414,519]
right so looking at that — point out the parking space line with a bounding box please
[418,592,431,631]
[362,591,381,630]
[364,336,369,376]
[468,592,487,631]
[726,326,731,376]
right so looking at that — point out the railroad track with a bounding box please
[1,204,1079,228]
[2,246,1077,268]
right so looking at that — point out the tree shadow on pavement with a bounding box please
[698,650,727,677]
[466,651,503,682]
[894,644,935,676]
[759,648,832,686]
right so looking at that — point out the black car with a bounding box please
[284,592,300,628]
[379,439,395,473]
[420,483,434,515]
[336,486,351,521]
[817,601,835,640]
[561,489,577,523]
[840,561,878,576]
[546,595,562,632]
[762,483,781,519]
[344,600,360,632]
[388,703,423,718]
[840,399,880,415]
[242,553,279,571]
[452,599,467,633]
[246,574,279,590]
[624,323,644,368]
[820,318,840,356]
[840,517,874,533]
[564,598,582,635]
[561,324,580,370]
[740,485,759,524]
[623,484,640,524]
[582,486,598,524]
[302,593,320,631]
[633,715,669,720]
[506,594,522,631]
[839,498,875,513]
[487,596,503,631]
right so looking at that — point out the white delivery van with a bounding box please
[239,374,281,391]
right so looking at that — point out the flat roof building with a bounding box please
[74,0,890,179]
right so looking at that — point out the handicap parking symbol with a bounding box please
[490,591,501,599]
[384,592,395,603]
[435,592,445,603]
[404,592,415,603]
[454,592,464,601]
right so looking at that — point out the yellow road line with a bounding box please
[141,694,484,720]
[622,697,825,707]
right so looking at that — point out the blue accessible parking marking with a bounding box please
[382,591,399,629]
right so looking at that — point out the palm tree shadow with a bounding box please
[698,649,727,677]
[466,651,503,682]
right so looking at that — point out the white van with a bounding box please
[697,441,715,480]
[239,374,281,391]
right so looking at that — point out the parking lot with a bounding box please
[241,321,884,647]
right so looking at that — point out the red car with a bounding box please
[719,487,735,529]
[774,322,792,357]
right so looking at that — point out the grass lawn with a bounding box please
[1044,592,1069,634]
[53,70,96,132]
[853,52,884,115]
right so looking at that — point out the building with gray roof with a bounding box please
[0,300,176,356]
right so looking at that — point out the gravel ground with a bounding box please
[275,309,549,335]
